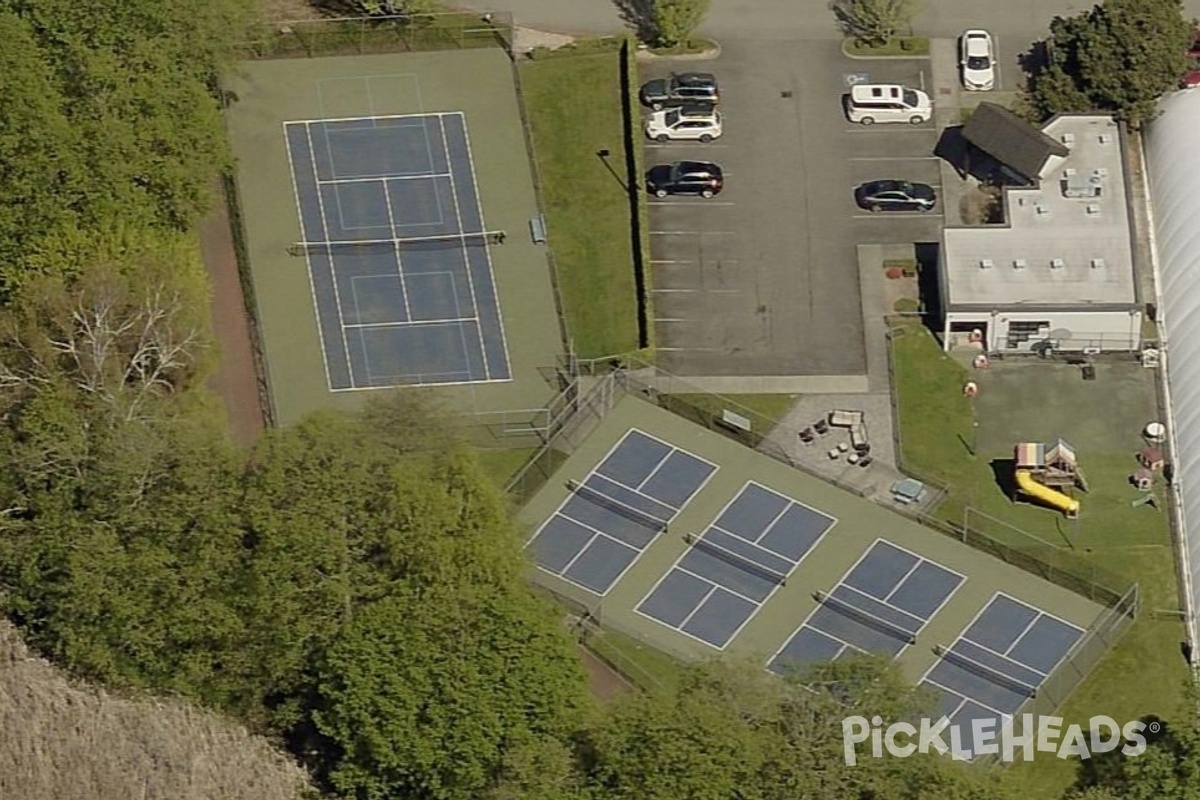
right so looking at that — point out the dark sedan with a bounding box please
[646,161,724,198]
[854,180,937,212]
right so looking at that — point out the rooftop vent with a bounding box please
[979,259,994,269]
[1086,203,1100,215]
[1013,258,1027,270]
[1091,258,1106,269]
[1050,258,1065,269]
[1099,133,1112,144]
[1036,204,1050,216]
[1061,133,1076,145]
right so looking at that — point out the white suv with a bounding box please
[645,106,723,142]
[846,84,932,124]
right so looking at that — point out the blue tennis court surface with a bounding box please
[769,540,964,673]
[527,430,717,595]
[284,112,510,390]
[636,482,837,649]
[921,593,1084,753]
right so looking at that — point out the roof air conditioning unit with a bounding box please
[1091,258,1106,269]
[1086,203,1100,215]
[1036,204,1050,215]
[1050,258,1065,269]
[1099,134,1111,144]
[1013,259,1027,270]
[1061,133,1076,145]
[979,259,994,269]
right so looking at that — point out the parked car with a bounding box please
[960,30,996,91]
[854,180,937,212]
[645,161,724,198]
[645,106,723,142]
[845,84,932,124]
[639,72,719,110]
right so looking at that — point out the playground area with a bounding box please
[953,358,1170,552]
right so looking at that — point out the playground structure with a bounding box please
[1013,439,1087,518]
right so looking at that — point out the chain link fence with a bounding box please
[239,12,515,60]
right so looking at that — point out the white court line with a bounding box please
[282,122,336,394]
[303,122,357,389]
[317,172,453,185]
[622,428,721,506]
[380,178,413,322]
[344,317,478,330]
[438,115,491,381]
[453,112,513,380]
[448,272,479,384]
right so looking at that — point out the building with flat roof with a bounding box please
[939,114,1142,353]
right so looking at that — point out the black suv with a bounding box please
[646,161,724,198]
[639,72,719,110]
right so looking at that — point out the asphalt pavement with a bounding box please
[458,0,1200,41]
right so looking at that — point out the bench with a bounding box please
[529,214,547,244]
[718,409,752,434]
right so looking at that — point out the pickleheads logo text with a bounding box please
[842,714,1155,764]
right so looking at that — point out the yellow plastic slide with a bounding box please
[1015,470,1080,516]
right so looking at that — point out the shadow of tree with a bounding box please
[611,0,657,44]
[989,458,1017,500]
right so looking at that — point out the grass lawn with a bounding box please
[475,447,540,490]
[521,53,640,358]
[891,322,1190,793]
[843,36,931,57]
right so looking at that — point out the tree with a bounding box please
[314,585,589,800]
[832,0,924,47]
[1029,0,1194,126]
[652,0,711,48]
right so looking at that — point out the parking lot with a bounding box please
[642,41,947,379]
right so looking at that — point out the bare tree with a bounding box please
[831,0,923,47]
[0,271,203,422]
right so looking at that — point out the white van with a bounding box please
[846,84,932,125]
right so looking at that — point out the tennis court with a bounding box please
[769,540,964,672]
[285,111,509,390]
[635,482,837,649]
[920,593,1085,752]
[526,429,717,595]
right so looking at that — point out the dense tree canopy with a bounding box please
[1029,0,1193,126]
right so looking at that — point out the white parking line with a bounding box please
[647,201,736,206]
[851,213,944,220]
[653,288,742,293]
[649,230,737,235]
[645,143,731,149]
[844,127,937,135]
[848,156,941,162]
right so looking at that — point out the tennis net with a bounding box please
[814,589,917,645]
[566,479,670,532]
[934,644,1038,698]
[288,231,505,257]
[685,532,788,585]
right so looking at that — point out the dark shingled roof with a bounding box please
[962,102,1070,182]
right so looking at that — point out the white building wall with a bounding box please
[1146,89,1200,661]
[944,309,1141,353]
